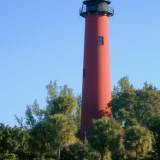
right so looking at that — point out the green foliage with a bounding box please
[51,114,77,160]
[103,149,112,160]
[15,100,44,129]
[46,82,78,117]
[88,117,123,159]
[30,119,54,155]
[147,116,160,159]
[0,153,18,160]
[112,77,160,127]
[0,124,30,160]
[25,105,37,128]
[46,96,77,116]
[112,77,137,126]
[46,81,58,101]
[46,81,75,102]
[2,78,160,159]
[124,124,153,159]
[61,142,101,160]
[135,84,160,126]
[50,114,77,147]
[30,114,77,159]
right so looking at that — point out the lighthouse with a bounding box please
[80,0,114,140]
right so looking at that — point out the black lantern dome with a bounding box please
[80,0,114,17]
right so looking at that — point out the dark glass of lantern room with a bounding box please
[80,0,114,17]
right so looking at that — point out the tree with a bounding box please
[30,114,77,160]
[112,77,137,127]
[88,117,124,160]
[50,114,77,160]
[15,100,44,129]
[0,124,30,160]
[112,77,160,130]
[46,96,77,116]
[61,142,101,160]
[135,83,160,126]
[46,81,58,101]
[124,124,153,160]
[0,124,17,159]
[12,127,30,159]
[30,120,54,158]
[103,149,112,160]
[46,82,77,117]
[147,116,160,159]
[14,82,80,159]
[10,78,160,159]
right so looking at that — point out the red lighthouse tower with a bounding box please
[80,0,114,139]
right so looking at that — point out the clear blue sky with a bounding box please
[0,0,160,126]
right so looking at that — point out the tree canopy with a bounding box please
[1,78,160,160]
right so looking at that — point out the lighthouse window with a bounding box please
[83,68,85,78]
[98,36,104,45]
